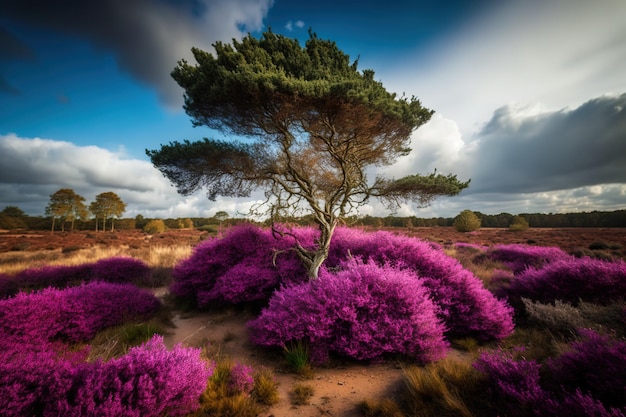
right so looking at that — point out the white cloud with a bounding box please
[383,0,626,137]
[0,134,249,218]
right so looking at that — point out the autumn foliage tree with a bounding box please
[147,30,469,278]
[45,188,88,232]
[89,192,127,232]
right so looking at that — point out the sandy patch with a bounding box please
[163,309,403,417]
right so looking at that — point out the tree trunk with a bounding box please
[102,217,107,232]
[51,217,55,233]
[95,217,98,232]
[111,218,115,231]
[306,220,336,279]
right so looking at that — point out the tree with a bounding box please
[45,189,88,232]
[147,30,469,278]
[89,192,127,231]
[509,215,529,232]
[453,210,481,233]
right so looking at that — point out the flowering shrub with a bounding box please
[90,257,151,285]
[248,260,449,364]
[502,257,626,305]
[170,224,310,307]
[0,281,160,349]
[481,244,570,274]
[3,264,93,297]
[546,330,626,408]
[229,363,255,395]
[327,227,514,341]
[475,333,626,416]
[0,336,213,417]
[1,257,152,298]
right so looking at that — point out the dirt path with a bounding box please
[163,309,403,417]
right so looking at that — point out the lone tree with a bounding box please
[89,192,127,231]
[147,30,469,278]
[45,188,88,232]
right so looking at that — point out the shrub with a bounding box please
[502,257,626,305]
[0,335,212,417]
[482,243,571,274]
[0,281,161,349]
[453,210,481,232]
[248,260,449,364]
[172,225,513,342]
[170,224,310,307]
[546,330,626,408]
[144,219,166,234]
[474,335,626,416]
[509,215,529,232]
[91,256,151,285]
[522,298,626,337]
[2,257,153,298]
[327,228,514,341]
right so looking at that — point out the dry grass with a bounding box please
[290,383,315,405]
[0,244,193,275]
[400,355,484,417]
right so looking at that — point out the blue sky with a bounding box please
[1,0,625,219]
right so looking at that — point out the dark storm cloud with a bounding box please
[466,93,626,194]
[0,0,272,106]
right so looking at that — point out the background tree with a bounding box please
[0,206,28,230]
[148,30,469,278]
[45,189,88,232]
[453,209,482,233]
[89,192,127,232]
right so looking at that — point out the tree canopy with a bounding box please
[147,30,469,278]
[89,192,127,231]
[45,188,88,232]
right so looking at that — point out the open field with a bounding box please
[1,226,624,416]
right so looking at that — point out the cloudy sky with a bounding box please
[1,0,625,219]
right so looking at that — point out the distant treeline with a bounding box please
[1,208,625,231]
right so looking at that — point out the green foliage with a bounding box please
[89,191,127,231]
[453,210,481,232]
[509,215,529,231]
[88,320,166,361]
[143,219,166,234]
[149,29,469,278]
[284,340,313,378]
[45,188,88,232]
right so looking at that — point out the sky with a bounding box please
[1,0,625,220]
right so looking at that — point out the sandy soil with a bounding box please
[162,308,403,417]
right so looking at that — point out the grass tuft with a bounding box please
[290,383,314,405]
[284,339,314,378]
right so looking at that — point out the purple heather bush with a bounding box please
[90,256,151,285]
[0,281,160,349]
[546,330,626,408]
[171,224,311,307]
[0,336,213,417]
[481,243,571,274]
[1,257,152,298]
[475,332,626,417]
[229,363,255,395]
[248,260,449,364]
[326,227,514,341]
[502,257,626,305]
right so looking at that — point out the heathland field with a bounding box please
[1,226,624,417]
